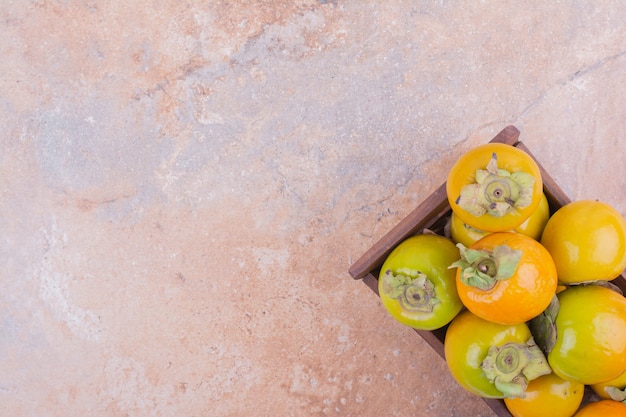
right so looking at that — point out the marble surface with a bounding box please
[2,2,625,416]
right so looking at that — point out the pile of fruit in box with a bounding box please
[378,142,626,417]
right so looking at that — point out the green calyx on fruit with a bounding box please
[456,152,535,217]
[528,295,559,355]
[481,337,552,399]
[381,270,440,313]
[450,243,521,291]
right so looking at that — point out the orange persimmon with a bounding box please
[451,232,558,325]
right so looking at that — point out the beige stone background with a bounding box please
[1,1,625,416]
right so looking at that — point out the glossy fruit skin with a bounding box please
[444,310,534,399]
[446,143,543,232]
[548,285,626,385]
[450,192,550,247]
[573,400,626,417]
[455,232,558,325]
[540,200,626,284]
[591,369,626,400]
[378,234,463,330]
[504,372,584,417]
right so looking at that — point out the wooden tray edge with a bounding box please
[348,125,521,280]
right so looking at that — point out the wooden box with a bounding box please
[348,125,626,416]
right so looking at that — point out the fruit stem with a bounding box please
[456,152,535,218]
[449,243,521,290]
[481,337,551,398]
[380,270,440,313]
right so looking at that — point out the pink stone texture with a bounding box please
[1,2,625,416]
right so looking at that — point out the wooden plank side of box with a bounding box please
[348,125,521,280]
